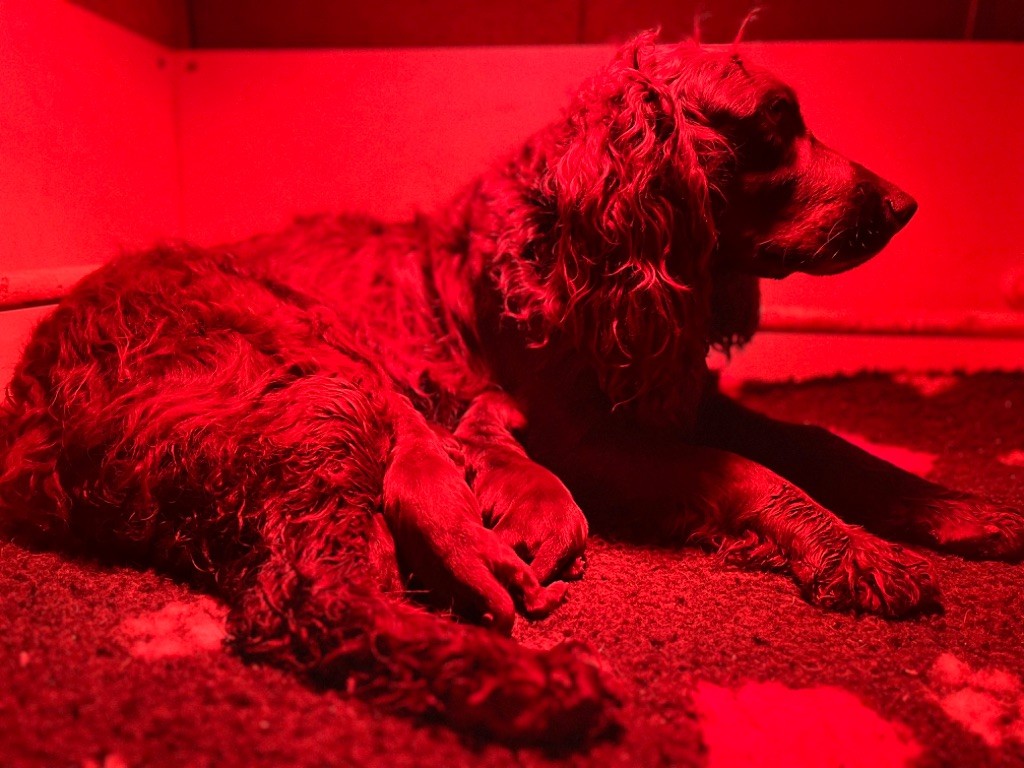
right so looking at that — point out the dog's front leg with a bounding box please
[383,395,567,632]
[535,428,938,617]
[455,391,589,584]
[697,392,1024,560]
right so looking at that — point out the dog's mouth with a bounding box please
[746,250,800,279]
[804,203,918,276]
[752,230,894,278]
[801,230,895,275]
[802,249,879,276]
[766,192,919,277]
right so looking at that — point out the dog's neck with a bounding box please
[708,267,761,352]
[428,148,725,430]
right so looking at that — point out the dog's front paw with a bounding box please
[914,493,1024,561]
[807,533,940,617]
[385,448,568,633]
[472,453,589,585]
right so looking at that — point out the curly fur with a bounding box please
[2,32,1022,746]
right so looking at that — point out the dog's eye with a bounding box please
[731,92,804,172]
[762,94,804,137]
[766,97,789,117]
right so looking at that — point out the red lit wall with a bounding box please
[2,0,1023,385]
[0,1,180,275]
[0,0,179,383]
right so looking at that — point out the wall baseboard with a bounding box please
[5,265,1024,340]
[1,266,99,311]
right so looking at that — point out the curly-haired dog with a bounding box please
[2,33,1022,745]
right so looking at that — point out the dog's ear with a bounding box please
[541,34,722,422]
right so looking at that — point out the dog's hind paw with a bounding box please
[450,639,622,747]
[807,533,940,618]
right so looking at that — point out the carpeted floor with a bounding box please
[2,372,1023,768]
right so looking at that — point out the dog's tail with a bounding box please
[228,530,620,746]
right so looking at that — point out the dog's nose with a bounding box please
[885,189,918,228]
[852,162,917,233]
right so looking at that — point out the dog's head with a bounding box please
[679,49,917,278]
[500,32,916,421]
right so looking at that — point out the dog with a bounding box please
[2,32,1022,746]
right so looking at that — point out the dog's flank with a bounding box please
[1,32,1020,746]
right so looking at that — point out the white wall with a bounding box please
[0,0,179,277]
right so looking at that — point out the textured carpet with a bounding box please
[2,372,1023,768]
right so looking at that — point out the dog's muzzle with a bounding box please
[805,163,918,275]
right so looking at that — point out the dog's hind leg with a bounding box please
[228,506,618,745]
[0,269,619,744]
[211,379,617,745]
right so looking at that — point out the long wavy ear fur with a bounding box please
[535,32,725,422]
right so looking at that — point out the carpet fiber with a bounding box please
[3,372,1023,767]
